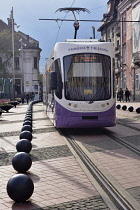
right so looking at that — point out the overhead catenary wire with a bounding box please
[54,0,76,43]
[40,18,140,23]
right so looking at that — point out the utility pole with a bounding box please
[19,38,24,93]
[10,7,15,100]
[19,38,26,94]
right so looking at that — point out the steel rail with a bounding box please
[62,130,138,210]
[103,128,140,157]
[110,119,140,156]
[117,120,140,132]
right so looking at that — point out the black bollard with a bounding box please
[128,106,134,112]
[20,131,32,141]
[21,125,32,133]
[16,139,32,153]
[122,105,127,110]
[116,104,121,109]
[12,152,32,173]
[7,174,34,203]
[24,117,32,122]
[136,107,140,113]
[23,121,32,127]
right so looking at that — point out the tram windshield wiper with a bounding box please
[88,82,109,104]
[88,88,102,104]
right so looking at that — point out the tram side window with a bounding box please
[113,58,115,98]
[54,59,62,99]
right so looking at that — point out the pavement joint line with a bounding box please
[0,120,24,124]
[37,196,110,209]
[0,118,49,125]
[0,145,73,166]
[0,131,20,137]
[32,117,49,121]
[1,112,27,116]
[0,127,56,137]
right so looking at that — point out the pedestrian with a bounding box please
[31,92,35,101]
[21,92,25,104]
[117,90,120,101]
[119,88,124,102]
[25,92,30,104]
[125,88,130,102]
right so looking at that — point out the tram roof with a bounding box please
[65,39,99,43]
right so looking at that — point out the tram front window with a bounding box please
[63,53,111,101]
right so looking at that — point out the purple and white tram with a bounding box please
[43,39,116,128]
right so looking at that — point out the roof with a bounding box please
[0,19,11,32]
[97,0,120,32]
[0,19,41,52]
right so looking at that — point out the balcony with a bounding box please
[116,27,120,37]
[115,45,120,58]
[134,60,140,67]
[133,52,140,67]
[115,68,121,78]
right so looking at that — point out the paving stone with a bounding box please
[83,139,122,152]
[127,186,140,203]
[31,145,73,161]
[37,196,110,210]
[122,135,140,146]
[0,145,72,166]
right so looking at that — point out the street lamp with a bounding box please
[10,7,15,100]
[19,38,26,94]
[10,7,20,100]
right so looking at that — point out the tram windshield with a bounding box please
[63,53,111,101]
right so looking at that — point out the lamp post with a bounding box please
[10,7,15,100]
[132,65,136,101]
[19,38,26,94]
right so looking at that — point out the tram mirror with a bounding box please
[50,71,57,90]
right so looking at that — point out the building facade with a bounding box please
[0,18,42,100]
[98,0,140,101]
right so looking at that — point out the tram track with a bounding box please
[59,128,140,210]
[110,118,140,156]
[102,128,140,157]
[117,120,140,132]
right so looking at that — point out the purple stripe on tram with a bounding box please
[55,101,116,128]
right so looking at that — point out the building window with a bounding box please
[122,44,126,64]
[107,29,110,41]
[136,74,140,90]
[0,57,2,64]
[112,27,114,38]
[15,57,19,69]
[34,57,38,69]
[117,40,119,48]
[123,75,126,89]
[0,57,2,69]
[15,78,21,94]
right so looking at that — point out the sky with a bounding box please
[0,0,108,72]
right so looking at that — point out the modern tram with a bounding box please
[43,39,116,128]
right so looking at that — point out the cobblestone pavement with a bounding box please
[0,103,110,210]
